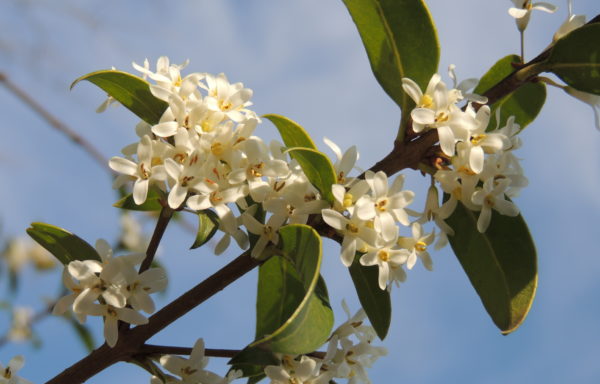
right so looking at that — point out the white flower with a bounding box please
[323,137,359,185]
[242,213,287,259]
[563,86,600,131]
[265,355,330,384]
[553,0,586,41]
[355,171,414,242]
[360,245,410,290]
[471,178,520,233]
[509,0,557,32]
[7,308,32,342]
[397,223,435,271]
[0,355,32,384]
[159,339,226,384]
[321,209,378,267]
[84,303,148,347]
[109,135,167,205]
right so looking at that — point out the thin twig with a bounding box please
[0,72,109,171]
[139,206,174,274]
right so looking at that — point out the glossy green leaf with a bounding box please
[252,224,333,355]
[190,210,219,249]
[71,70,168,124]
[546,23,600,95]
[475,54,546,130]
[285,148,336,204]
[113,186,165,211]
[26,223,101,265]
[342,0,439,131]
[348,254,391,339]
[264,114,317,150]
[446,202,537,334]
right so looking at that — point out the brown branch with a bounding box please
[139,207,174,274]
[46,250,260,384]
[0,72,109,171]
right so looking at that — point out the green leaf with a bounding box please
[342,0,439,132]
[67,317,95,352]
[285,148,337,204]
[252,224,334,355]
[264,114,317,150]
[446,202,537,334]
[545,23,600,95]
[190,210,219,249]
[71,70,169,124]
[475,54,546,130]
[113,186,165,211]
[228,346,278,380]
[26,223,101,265]
[348,254,391,339]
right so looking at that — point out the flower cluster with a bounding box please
[150,339,241,384]
[322,171,419,290]
[264,303,387,384]
[109,57,330,258]
[53,239,167,347]
[404,69,527,234]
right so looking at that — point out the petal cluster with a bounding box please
[53,239,167,347]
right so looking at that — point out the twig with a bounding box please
[139,207,174,274]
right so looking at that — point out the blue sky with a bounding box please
[0,0,599,383]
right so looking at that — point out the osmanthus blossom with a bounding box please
[0,355,32,384]
[562,86,600,131]
[323,137,359,185]
[157,339,241,384]
[164,150,205,209]
[321,209,378,267]
[359,243,410,290]
[7,307,32,342]
[201,73,254,123]
[397,222,435,271]
[509,0,557,32]
[109,135,167,205]
[402,70,484,157]
[242,212,287,259]
[553,0,586,41]
[330,180,370,214]
[355,171,414,242]
[471,178,520,233]
[53,239,167,347]
[264,355,331,384]
[82,302,148,348]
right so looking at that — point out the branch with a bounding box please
[139,206,174,273]
[0,72,109,171]
[137,344,327,360]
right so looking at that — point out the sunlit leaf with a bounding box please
[113,186,165,211]
[342,0,439,132]
[264,114,317,150]
[190,210,219,249]
[446,201,537,334]
[285,148,337,204]
[475,54,546,130]
[27,223,100,265]
[252,224,333,355]
[71,70,168,124]
[545,23,600,95]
